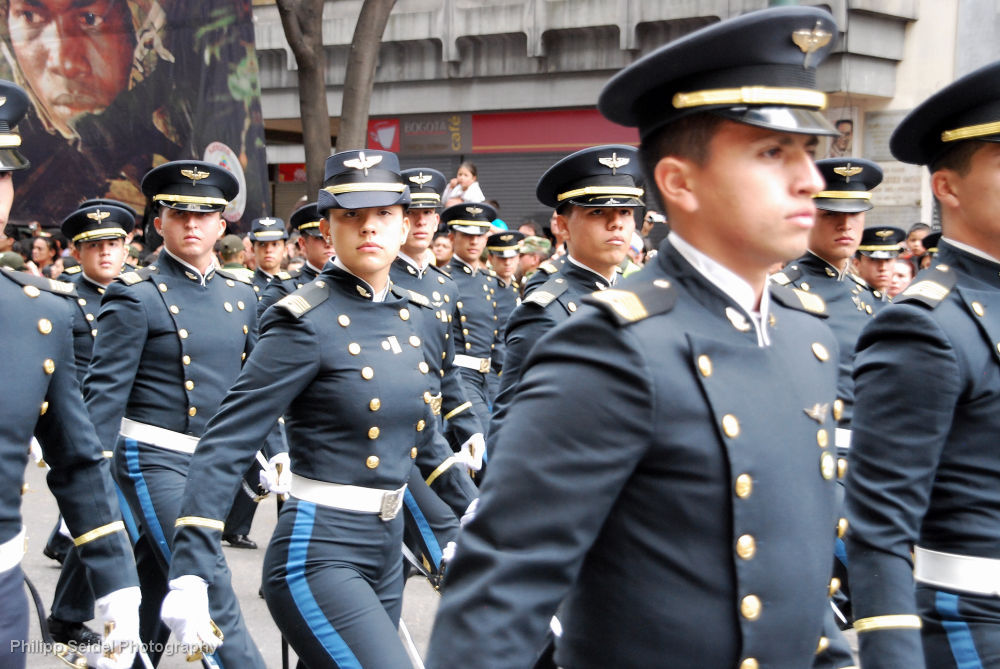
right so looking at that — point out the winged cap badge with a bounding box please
[500,234,513,242]
[409,172,432,186]
[344,152,382,176]
[259,218,276,227]
[86,209,111,222]
[598,152,630,175]
[792,21,832,69]
[467,206,483,215]
[180,168,210,184]
[875,229,894,238]
[833,165,863,182]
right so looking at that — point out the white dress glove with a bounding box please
[460,498,479,529]
[94,586,141,669]
[456,433,485,472]
[259,452,291,495]
[160,575,223,656]
[441,540,457,564]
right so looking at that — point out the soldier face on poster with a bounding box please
[0,0,268,229]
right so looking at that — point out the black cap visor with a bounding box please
[0,147,29,171]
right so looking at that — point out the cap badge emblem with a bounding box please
[180,168,210,184]
[409,172,432,185]
[598,152,630,174]
[344,152,382,176]
[792,22,832,69]
[500,234,513,241]
[804,402,829,424]
[86,209,111,222]
[833,165,863,182]
[467,206,483,215]
[259,217,276,227]
[875,229,893,238]
[605,198,620,205]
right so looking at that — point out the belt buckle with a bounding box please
[479,358,490,373]
[379,487,405,521]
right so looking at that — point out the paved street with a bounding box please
[18,462,439,668]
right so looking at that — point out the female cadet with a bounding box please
[161,150,478,668]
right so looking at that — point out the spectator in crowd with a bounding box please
[431,230,453,267]
[519,219,544,237]
[887,257,914,299]
[443,161,485,205]
[31,234,58,273]
[904,222,931,258]
[516,235,552,282]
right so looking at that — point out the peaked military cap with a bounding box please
[0,80,30,171]
[599,6,839,140]
[891,60,1000,166]
[814,158,883,213]
[922,231,941,255]
[78,198,138,219]
[248,216,288,242]
[401,168,447,210]
[857,226,905,258]
[318,149,410,213]
[61,203,135,245]
[290,202,323,238]
[141,160,239,213]
[537,145,644,209]
[441,202,497,235]
[487,231,525,258]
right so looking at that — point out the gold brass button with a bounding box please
[418,361,429,374]
[722,414,740,438]
[37,319,52,334]
[185,380,194,390]
[361,366,374,380]
[241,352,246,361]
[348,343,361,355]
[739,659,759,669]
[735,474,753,499]
[237,301,245,310]
[423,391,433,404]
[409,336,421,347]
[158,283,168,292]
[86,313,95,322]
[972,301,985,317]
[226,279,235,287]
[816,429,828,448]
[368,398,381,412]
[740,595,761,621]
[169,305,180,314]
[801,282,810,291]
[736,534,756,560]
[188,406,197,417]
[416,420,426,432]
[462,328,470,336]
[182,355,191,365]
[697,354,712,377]
[838,458,848,479]
[410,447,417,458]
[567,301,577,312]
[339,315,351,327]
[224,302,233,312]
[816,636,830,653]
[178,329,189,339]
[39,401,49,416]
[368,427,380,440]
[832,399,844,422]
[243,325,249,334]
[23,285,40,298]
[465,343,471,350]
[811,342,829,361]
[78,298,87,306]
[838,517,848,538]
[366,455,380,469]
[820,453,835,480]
[399,308,410,321]
[829,577,841,597]
[43,359,55,375]
[91,329,98,337]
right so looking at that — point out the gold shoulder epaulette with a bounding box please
[588,289,649,322]
[118,271,143,285]
[276,271,292,280]
[276,281,330,318]
[523,276,568,308]
[896,265,955,309]
[792,288,827,314]
[397,287,431,308]
[62,265,81,275]
[46,278,76,295]
[770,271,792,286]
[583,278,677,326]
[217,268,252,284]
[770,283,827,316]
[539,261,559,275]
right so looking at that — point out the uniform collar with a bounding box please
[161,249,215,285]
[941,237,1000,267]
[80,272,109,293]
[566,254,616,289]
[451,255,478,275]
[803,250,849,281]
[304,261,324,277]
[331,257,389,301]
[397,251,427,277]
[667,232,772,346]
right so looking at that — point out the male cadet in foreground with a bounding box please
[845,59,1000,669]
[853,225,905,300]
[427,7,854,669]
[0,79,141,669]
[83,161,268,667]
[442,202,501,432]
[489,145,640,446]
[256,202,334,317]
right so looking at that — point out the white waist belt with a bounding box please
[120,418,199,455]
[0,526,26,573]
[915,545,1000,596]
[453,354,491,373]
[835,428,852,450]
[290,474,406,521]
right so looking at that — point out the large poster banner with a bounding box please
[0,0,268,230]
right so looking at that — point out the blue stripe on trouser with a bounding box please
[286,502,363,669]
[834,537,848,566]
[123,438,170,560]
[936,590,984,669]
[403,489,442,568]
[115,485,139,544]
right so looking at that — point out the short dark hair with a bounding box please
[639,112,726,211]
[907,222,931,235]
[930,140,986,176]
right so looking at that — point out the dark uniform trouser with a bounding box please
[113,436,266,669]
[223,461,263,537]
[0,565,28,669]
[261,498,412,669]
[918,585,1000,668]
[402,473,458,575]
[457,368,491,439]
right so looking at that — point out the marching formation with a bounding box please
[3,5,1000,669]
